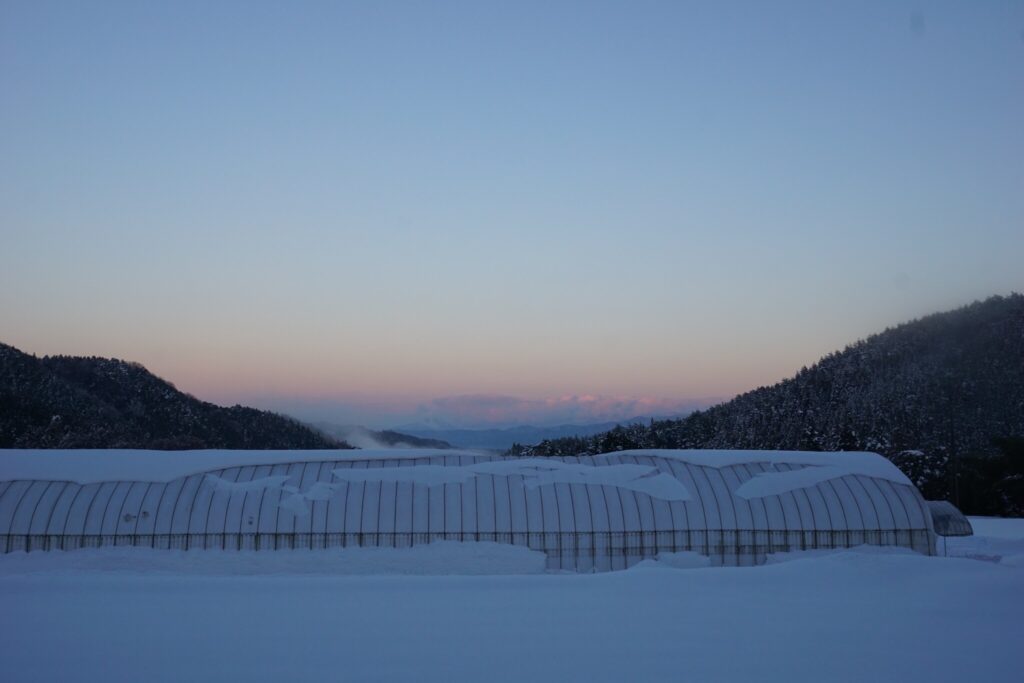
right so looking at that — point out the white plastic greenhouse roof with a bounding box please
[0,448,912,487]
[0,448,456,485]
[1,449,932,539]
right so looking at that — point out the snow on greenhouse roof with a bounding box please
[0,448,910,494]
[330,459,692,501]
[0,448,935,564]
[601,450,913,494]
[0,448,468,485]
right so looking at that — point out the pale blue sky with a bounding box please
[2,1,1022,427]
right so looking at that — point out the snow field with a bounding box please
[1,518,1021,682]
[0,541,549,577]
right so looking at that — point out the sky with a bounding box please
[1,1,1022,429]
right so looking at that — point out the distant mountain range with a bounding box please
[395,417,671,451]
[521,294,1024,463]
[0,343,348,450]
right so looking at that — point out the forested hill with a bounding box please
[518,295,1024,465]
[0,343,348,450]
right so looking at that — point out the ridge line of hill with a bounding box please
[0,343,350,450]
[514,294,1024,514]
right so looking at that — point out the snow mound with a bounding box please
[764,545,919,565]
[331,459,692,501]
[611,449,912,493]
[651,550,713,569]
[471,459,690,501]
[735,465,850,499]
[2,449,910,495]
[0,541,548,577]
[967,516,1024,539]
[1000,554,1024,568]
[0,448,482,485]
[939,517,1024,567]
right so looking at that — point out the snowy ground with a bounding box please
[1,518,1022,683]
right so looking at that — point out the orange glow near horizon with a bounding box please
[3,286,1016,428]
[0,315,868,425]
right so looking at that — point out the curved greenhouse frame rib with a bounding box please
[0,451,935,568]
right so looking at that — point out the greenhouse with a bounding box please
[0,449,937,569]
